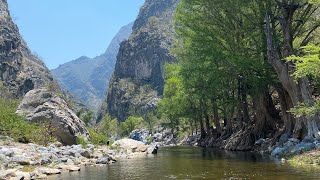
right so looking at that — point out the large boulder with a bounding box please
[112,138,147,152]
[16,89,90,145]
[129,129,150,143]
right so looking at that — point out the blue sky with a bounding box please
[7,0,145,69]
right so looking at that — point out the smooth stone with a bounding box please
[36,167,61,175]
[288,138,300,143]
[12,155,30,165]
[291,142,316,155]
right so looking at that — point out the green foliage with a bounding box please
[76,136,88,147]
[82,110,94,126]
[144,112,158,133]
[289,101,320,118]
[0,98,56,145]
[88,128,107,145]
[29,122,57,146]
[119,116,144,137]
[98,114,118,138]
[287,45,320,79]
[287,45,320,117]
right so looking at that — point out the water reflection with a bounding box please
[50,146,320,180]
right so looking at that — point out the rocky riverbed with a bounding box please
[0,136,155,180]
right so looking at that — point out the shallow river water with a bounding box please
[50,146,320,180]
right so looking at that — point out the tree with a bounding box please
[82,110,94,126]
[119,116,144,137]
[265,0,320,138]
[98,114,118,138]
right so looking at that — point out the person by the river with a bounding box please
[152,145,159,154]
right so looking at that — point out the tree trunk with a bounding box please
[276,85,294,136]
[213,104,221,134]
[252,90,277,138]
[198,102,206,139]
[265,4,320,138]
[205,113,211,135]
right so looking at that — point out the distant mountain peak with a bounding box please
[51,22,133,112]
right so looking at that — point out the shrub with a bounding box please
[119,116,144,137]
[76,136,88,147]
[98,115,118,138]
[0,97,56,146]
[88,128,107,145]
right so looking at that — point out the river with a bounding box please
[50,146,320,179]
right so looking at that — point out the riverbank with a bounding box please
[289,149,320,166]
[0,137,154,180]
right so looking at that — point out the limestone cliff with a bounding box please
[0,0,54,97]
[100,0,179,122]
[1,0,89,145]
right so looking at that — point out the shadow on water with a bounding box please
[50,146,320,180]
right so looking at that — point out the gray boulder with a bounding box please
[278,133,289,144]
[96,154,115,164]
[288,138,300,144]
[271,147,287,157]
[0,148,14,157]
[16,89,90,145]
[0,154,8,166]
[12,155,30,165]
[302,136,315,143]
[291,142,316,155]
[129,129,150,143]
[80,150,91,158]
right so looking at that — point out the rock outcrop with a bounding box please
[52,23,133,112]
[100,0,179,121]
[16,89,90,145]
[0,0,55,97]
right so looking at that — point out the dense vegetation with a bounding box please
[0,87,56,146]
[158,0,320,150]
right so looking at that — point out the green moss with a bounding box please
[289,150,320,166]
[21,165,36,172]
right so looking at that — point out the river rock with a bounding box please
[0,148,14,157]
[15,171,31,180]
[129,129,150,143]
[288,138,300,144]
[278,133,289,145]
[0,154,9,166]
[56,164,80,172]
[0,169,17,180]
[290,142,315,155]
[40,154,52,165]
[96,154,114,164]
[271,147,287,157]
[16,89,90,145]
[12,155,30,165]
[112,138,147,152]
[302,136,315,143]
[80,150,91,158]
[36,167,61,175]
[153,133,163,142]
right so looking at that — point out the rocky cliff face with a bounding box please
[100,0,179,122]
[51,23,133,111]
[1,0,89,145]
[0,0,54,97]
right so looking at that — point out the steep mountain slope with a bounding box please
[0,0,54,97]
[100,0,179,121]
[51,23,133,111]
[0,0,90,144]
